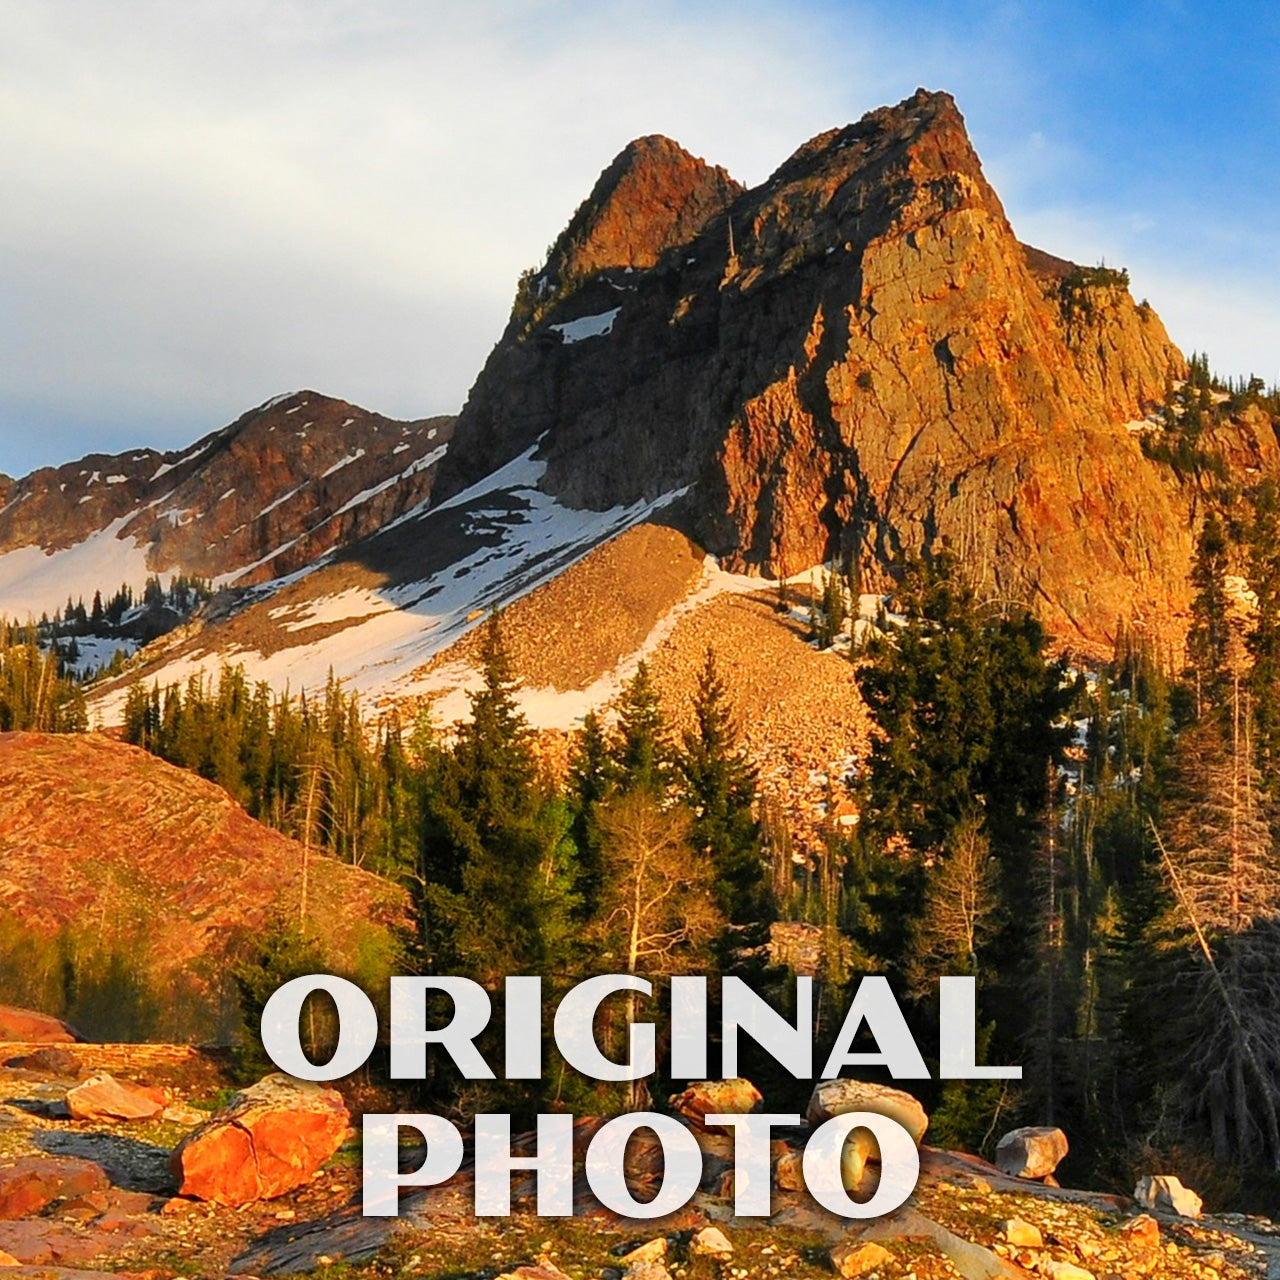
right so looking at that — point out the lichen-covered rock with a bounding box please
[668,1077,762,1132]
[995,1126,1069,1179]
[1134,1174,1202,1219]
[170,1073,349,1206]
[807,1079,928,1191]
[806,1079,929,1141]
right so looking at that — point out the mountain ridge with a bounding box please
[437,88,1217,647]
[0,391,453,618]
[5,88,1277,732]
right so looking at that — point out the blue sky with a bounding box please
[0,0,1276,476]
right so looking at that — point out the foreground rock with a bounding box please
[806,1079,929,1190]
[0,1157,108,1220]
[995,1126,1069,1179]
[689,1226,733,1257]
[2,1047,81,1076]
[829,1239,893,1277]
[1135,1174,1203,1219]
[668,1078,762,1132]
[65,1073,168,1122]
[806,1079,929,1139]
[170,1073,349,1206]
[0,1005,79,1044]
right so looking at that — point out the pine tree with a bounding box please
[678,648,767,923]
[567,710,611,915]
[611,661,668,795]
[1187,511,1231,716]
[416,615,573,983]
[1246,481,1280,791]
[856,550,1073,857]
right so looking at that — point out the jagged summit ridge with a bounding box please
[436,88,1211,645]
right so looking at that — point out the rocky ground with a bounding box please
[405,521,873,859]
[1,1037,1277,1280]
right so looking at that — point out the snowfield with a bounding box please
[0,517,166,620]
[88,446,688,726]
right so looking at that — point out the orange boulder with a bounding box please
[0,1004,79,1044]
[170,1074,349,1206]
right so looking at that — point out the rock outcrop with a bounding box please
[441,136,740,492]
[437,88,1273,648]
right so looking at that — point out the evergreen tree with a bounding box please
[1186,510,1231,715]
[611,661,668,795]
[678,648,768,924]
[416,615,575,984]
[856,550,1073,858]
[566,710,611,915]
[1246,481,1280,790]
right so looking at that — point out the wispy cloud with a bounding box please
[0,0,1274,474]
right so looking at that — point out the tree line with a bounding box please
[0,619,88,731]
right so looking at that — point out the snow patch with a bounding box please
[61,635,141,679]
[322,449,366,478]
[93,446,684,723]
[549,308,621,344]
[258,484,305,518]
[151,438,214,481]
[270,587,396,632]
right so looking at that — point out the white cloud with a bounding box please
[0,0,1275,475]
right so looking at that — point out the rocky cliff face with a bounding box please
[437,89,1254,646]
[0,392,452,610]
[442,135,742,496]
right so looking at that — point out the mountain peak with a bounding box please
[539,132,743,286]
[437,89,1201,645]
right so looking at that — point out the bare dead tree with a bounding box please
[593,792,723,1110]
[1150,819,1280,1168]
[907,814,999,997]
